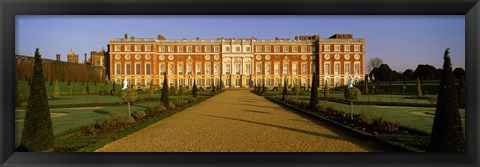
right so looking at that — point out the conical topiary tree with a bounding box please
[416,78,423,97]
[192,80,198,98]
[148,85,155,101]
[292,84,300,100]
[282,78,288,100]
[323,80,330,100]
[86,82,90,94]
[364,75,369,94]
[161,72,169,105]
[309,72,319,110]
[19,48,54,151]
[53,80,60,98]
[429,48,465,152]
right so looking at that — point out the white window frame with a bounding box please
[292,63,297,75]
[265,46,271,52]
[312,46,317,52]
[177,46,183,53]
[274,64,280,75]
[178,63,183,75]
[354,62,360,75]
[145,63,151,75]
[256,46,262,52]
[115,45,121,51]
[344,62,350,76]
[214,46,220,52]
[283,64,288,75]
[205,46,211,52]
[159,46,165,52]
[225,46,231,52]
[168,46,174,52]
[301,64,307,75]
[135,63,141,75]
[334,45,340,51]
[135,45,141,51]
[205,63,211,75]
[214,64,219,75]
[125,63,131,75]
[324,62,330,75]
[324,45,330,51]
[283,46,289,52]
[265,64,271,75]
[187,46,192,52]
[196,46,202,52]
[354,45,360,51]
[125,45,131,51]
[301,46,307,52]
[115,63,121,75]
[256,64,262,75]
[159,64,165,75]
[187,64,192,75]
[168,64,174,75]
[344,45,350,52]
[334,62,340,75]
[292,46,298,52]
[246,46,251,52]
[196,63,202,75]
[274,46,280,52]
[235,46,241,52]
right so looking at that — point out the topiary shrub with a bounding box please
[80,122,96,135]
[19,48,54,152]
[168,101,176,109]
[188,97,197,103]
[133,110,146,119]
[95,118,112,130]
[359,109,377,125]
[117,116,136,124]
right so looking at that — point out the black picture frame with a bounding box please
[1,0,478,167]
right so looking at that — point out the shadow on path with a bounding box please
[194,113,348,142]
[242,109,272,114]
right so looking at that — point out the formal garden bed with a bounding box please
[267,96,431,152]
[47,90,225,152]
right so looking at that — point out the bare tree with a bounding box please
[367,57,384,73]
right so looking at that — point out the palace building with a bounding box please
[108,33,365,89]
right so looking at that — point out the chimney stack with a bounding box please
[124,33,128,39]
[84,53,87,63]
[56,54,61,61]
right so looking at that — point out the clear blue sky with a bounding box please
[16,15,465,72]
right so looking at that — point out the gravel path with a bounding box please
[96,90,386,152]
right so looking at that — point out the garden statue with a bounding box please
[347,75,353,88]
[122,78,128,90]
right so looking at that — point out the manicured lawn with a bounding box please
[15,91,206,147]
[265,91,465,134]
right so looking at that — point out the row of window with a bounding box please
[324,62,361,75]
[113,44,363,53]
[323,45,361,52]
[114,62,361,76]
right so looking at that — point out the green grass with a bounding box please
[15,89,212,147]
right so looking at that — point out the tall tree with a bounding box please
[309,72,319,110]
[429,48,465,152]
[453,68,465,79]
[160,72,169,105]
[367,57,383,73]
[19,48,54,151]
[402,69,415,81]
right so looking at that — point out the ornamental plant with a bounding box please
[121,88,138,117]
[344,87,361,120]
[19,48,54,152]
